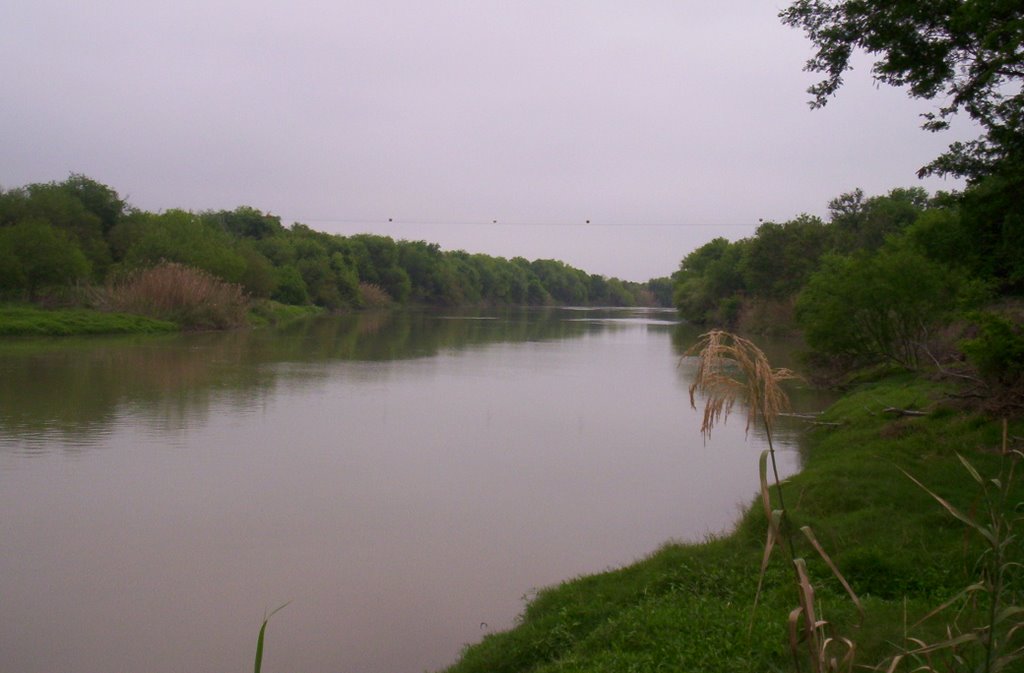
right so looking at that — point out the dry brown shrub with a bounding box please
[358,282,392,309]
[101,262,248,330]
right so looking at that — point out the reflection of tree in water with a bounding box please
[0,308,638,449]
[0,334,275,447]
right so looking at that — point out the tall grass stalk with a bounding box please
[254,602,289,673]
[687,330,862,673]
[687,330,799,556]
[881,425,1023,673]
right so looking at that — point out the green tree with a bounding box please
[271,265,309,305]
[59,174,125,235]
[1,181,112,278]
[828,187,931,252]
[209,206,283,240]
[672,238,747,324]
[530,259,589,305]
[646,277,674,307]
[957,173,1024,291]
[237,243,277,298]
[347,234,411,302]
[0,220,91,299]
[123,210,247,283]
[780,1,1024,180]
[740,215,831,299]
[796,244,957,368]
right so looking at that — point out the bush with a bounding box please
[797,245,956,368]
[0,219,91,299]
[358,282,392,309]
[100,262,249,330]
[960,311,1024,389]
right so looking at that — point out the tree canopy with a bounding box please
[780,0,1024,180]
[0,175,669,311]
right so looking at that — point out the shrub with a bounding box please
[797,245,956,369]
[358,282,392,309]
[0,219,91,299]
[960,311,1024,390]
[101,262,248,330]
[271,265,309,305]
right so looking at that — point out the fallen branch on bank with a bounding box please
[882,407,928,417]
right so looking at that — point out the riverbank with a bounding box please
[441,374,1022,672]
[0,305,178,336]
[0,301,324,336]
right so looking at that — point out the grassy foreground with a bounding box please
[442,375,1022,673]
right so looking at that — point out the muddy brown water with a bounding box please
[0,308,829,673]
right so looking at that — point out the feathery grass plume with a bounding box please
[685,329,798,440]
[685,329,799,566]
[686,330,862,673]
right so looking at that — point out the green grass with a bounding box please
[248,299,323,327]
[441,376,1023,673]
[0,305,178,336]
[0,295,324,337]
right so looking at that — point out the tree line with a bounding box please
[673,179,1022,369]
[0,175,671,310]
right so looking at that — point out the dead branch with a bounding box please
[882,407,928,417]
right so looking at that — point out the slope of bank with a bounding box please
[0,302,326,336]
[0,305,178,336]
[442,375,1022,672]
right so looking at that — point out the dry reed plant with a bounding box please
[358,282,392,309]
[686,330,862,673]
[101,262,249,329]
[686,330,798,440]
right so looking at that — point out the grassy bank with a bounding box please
[248,299,324,327]
[0,300,325,337]
[0,305,178,336]
[442,375,1022,672]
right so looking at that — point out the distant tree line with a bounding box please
[0,175,671,310]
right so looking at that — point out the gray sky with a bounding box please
[1,1,975,281]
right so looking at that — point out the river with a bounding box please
[0,308,826,673]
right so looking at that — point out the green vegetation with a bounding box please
[443,375,1022,673]
[780,1,1024,182]
[254,603,289,673]
[670,187,1004,341]
[0,174,670,337]
[0,305,177,336]
[675,2,1022,373]
[248,300,324,328]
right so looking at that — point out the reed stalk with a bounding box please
[687,330,862,673]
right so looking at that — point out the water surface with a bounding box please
[0,308,824,673]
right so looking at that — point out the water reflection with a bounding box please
[0,308,833,673]
[1,308,676,451]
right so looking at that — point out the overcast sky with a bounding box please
[1,1,975,281]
